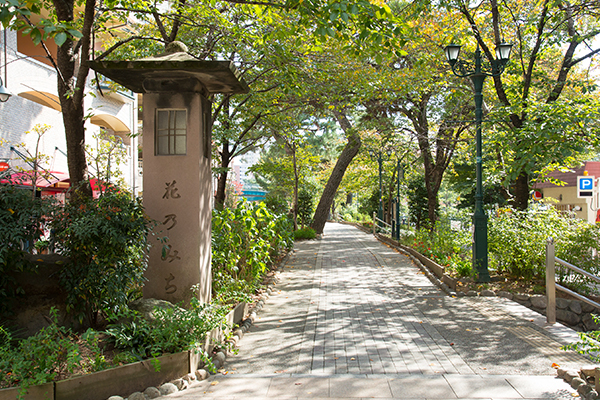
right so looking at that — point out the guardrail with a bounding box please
[372,211,392,235]
[546,237,600,324]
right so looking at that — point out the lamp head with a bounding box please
[444,43,461,66]
[495,43,512,63]
[0,77,12,103]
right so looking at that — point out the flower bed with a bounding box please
[0,302,247,400]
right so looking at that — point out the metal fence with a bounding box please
[546,237,600,324]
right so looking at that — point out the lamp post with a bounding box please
[444,41,512,282]
[369,148,392,228]
[0,77,11,102]
[394,161,404,240]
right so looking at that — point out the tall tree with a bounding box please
[449,0,600,209]
[0,0,186,199]
[1,0,406,201]
[311,108,361,233]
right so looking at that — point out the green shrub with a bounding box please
[407,176,436,230]
[294,227,317,240]
[558,221,600,293]
[0,184,58,314]
[562,314,600,361]
[0,309,105,397]
[51,187,155,326]
[487,207,590,280]
[263,193,289,215]
[406,218,471,271]
[399,206,598,285]
[104,297,226,367]
[212,200,293,305]
[297,189,314,228]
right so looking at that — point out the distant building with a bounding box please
[534,161,600,223]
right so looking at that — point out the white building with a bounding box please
[0,26,140,198]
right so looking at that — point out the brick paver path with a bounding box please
[222,223,587,376]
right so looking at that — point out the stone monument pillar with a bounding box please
[89,42,249,303]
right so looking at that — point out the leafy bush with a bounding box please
[212,200,293,305]
[297,189,314,228]
[446,253,474,278]
[403,217,471,273]
[294,227,317,240]
[558,221,600,293]
[339,202,371,223]
[487,207,596,281]
[105,297,227,366]
[51,187,154,326]
[406,176,436,230]
[358,188,379,217]
[562,315,600,361]
[0,184,58,313]
[0,309,105,397]
[407,206,598,284]
[263,192,289,216]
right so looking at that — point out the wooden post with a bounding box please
[372,211,376,235]
[546,237,556,325]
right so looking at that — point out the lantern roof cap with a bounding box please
[89,41,249,95]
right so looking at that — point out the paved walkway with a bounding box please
[174,223,591,399]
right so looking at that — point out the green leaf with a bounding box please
[68,29,83,39]
[30,28,42,45]
[54,32,67,47]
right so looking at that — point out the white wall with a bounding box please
[0,28,139,195]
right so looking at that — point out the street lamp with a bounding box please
[443,41,512,282]
[369,147,392,228]
[0,77,12,102]
[393,161,404,240]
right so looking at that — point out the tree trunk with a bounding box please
[385,167,397,224]
[311,110,361,234]
[215,98,232,209]
[292,145,299,230]
[427,190,437,229]
[514,171,529,210]
[55,0,93,200]
[214,142,231,210]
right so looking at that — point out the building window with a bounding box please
[156,109,187,155]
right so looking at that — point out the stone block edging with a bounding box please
[558,366,600,400]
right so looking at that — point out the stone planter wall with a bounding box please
[0,302,247,400]
[502,292,600,332]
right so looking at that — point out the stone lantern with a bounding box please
[90,42,249,303]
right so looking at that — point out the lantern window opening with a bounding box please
[156,109,187,155]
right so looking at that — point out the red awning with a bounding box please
[1,171,110,198]
[1,171,70,192]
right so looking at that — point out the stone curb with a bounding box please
[557,367,600,400]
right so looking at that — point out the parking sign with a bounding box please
[577,176,595,198]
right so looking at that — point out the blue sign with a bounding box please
[578,176,595,198]
[580,177,593,190]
